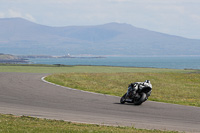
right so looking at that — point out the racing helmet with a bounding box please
[145,80,150,84]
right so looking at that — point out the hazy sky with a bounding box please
[0,0,200,39]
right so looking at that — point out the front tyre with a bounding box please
[134,93,147,105]
[120,93,127,104]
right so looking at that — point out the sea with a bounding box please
[28,56,200,70]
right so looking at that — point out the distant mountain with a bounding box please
[0,17,200,56]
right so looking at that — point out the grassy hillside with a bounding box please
[0,54,19,60]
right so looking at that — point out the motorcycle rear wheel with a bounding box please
[134,93,147,105]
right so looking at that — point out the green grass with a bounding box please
[0,114,178,133]
[1,64,200,106]
[0,64,199,132]
[45,72,200,107]
[0,63,199,73]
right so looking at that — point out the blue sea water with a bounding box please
[28,56,200,69]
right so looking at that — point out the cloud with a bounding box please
[0,12,5,18]
[24,13,36,22]
[0,9,36,22]
[108,0,131,2]
[8,9,23,18]
[191,14,200,22]
[146,4,185,14]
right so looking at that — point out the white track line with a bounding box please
[41,76,119,98]
[41,76,200,109]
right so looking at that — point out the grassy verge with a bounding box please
[45,72,200,107]
[0,64,198,132]
[1,64,200,106]
[0,64,199,73]
[0,114,178,133]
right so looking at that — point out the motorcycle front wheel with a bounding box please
[134,93,147,105]
[120,93,127,104]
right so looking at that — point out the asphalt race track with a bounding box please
[0,72,200,132]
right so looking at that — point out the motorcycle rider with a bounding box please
[126,80,151,98]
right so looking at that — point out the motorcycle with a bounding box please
[120,80,152,105]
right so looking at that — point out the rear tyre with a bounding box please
[134,93,147,105]
[120,93,127,104]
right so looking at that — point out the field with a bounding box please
[0,64,199,132]
[0,114,178,133]
[0,63,198,73]
[45,72,200,107]
[1,64,200,107]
